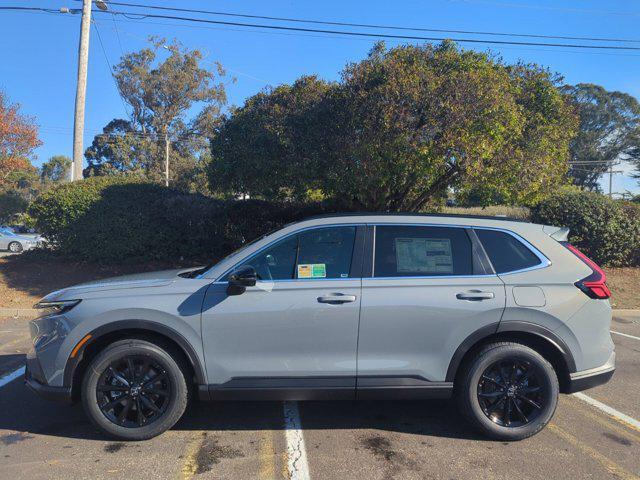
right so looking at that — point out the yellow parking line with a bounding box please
[259,429,277,480]
[566,397,640,443]
[548,423,640,480]
[180,433,203,480]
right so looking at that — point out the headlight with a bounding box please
[33,299,81,317]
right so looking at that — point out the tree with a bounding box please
[209,42,577,210]
[562,84,640,190]
[0,91,41,191]
[41,155,71,183]
[86,37,227,190]
[209,75,333,199]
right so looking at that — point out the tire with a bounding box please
[455,342,559,441]
[8,241,23,253]
[81,339,189,441]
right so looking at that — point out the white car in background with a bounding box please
[0,227,41,253]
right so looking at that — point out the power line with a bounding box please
[4,6,640,51]
[76,0,640,44]
[94,9,640,51]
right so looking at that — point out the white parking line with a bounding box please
[611,330,640,342]
[573,392,640,431]
[284,401,311,480]
[0,365,25,388]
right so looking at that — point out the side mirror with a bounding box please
[226,265,257,296]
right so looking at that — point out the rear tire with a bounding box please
[81,339,189,440]
[456,342,559,441]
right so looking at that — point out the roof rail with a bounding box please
[303,212,529,223]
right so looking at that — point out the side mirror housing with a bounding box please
[226,265,257,296]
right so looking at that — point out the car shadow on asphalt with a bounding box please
[177,398,486,441]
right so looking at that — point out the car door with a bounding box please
[357,224,506,395]
[201,225,365,398]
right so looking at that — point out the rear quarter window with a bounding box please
[475,229,542,274]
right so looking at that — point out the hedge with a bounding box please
[531,190,640,267]
[28,177,342,263]
[28,177,640,267]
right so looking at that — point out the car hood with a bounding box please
[39,266,205,302]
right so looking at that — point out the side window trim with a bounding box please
[472,227,551,275]
[216,224,365,282]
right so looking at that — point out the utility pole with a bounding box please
[164,129,170,187]
[70,0,108,181]
[71,0,92,181]
[607,163,624,198]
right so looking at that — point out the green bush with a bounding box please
[531,191,640,267]
[28,177,342,263]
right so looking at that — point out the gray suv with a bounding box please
[26,214,615,441]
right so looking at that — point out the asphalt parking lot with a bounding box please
[0,313,638,480]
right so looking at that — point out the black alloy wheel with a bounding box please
[82,339,189,440]
[477,359,546,428]
[97,355,172,428]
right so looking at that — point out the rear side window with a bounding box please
[374,225,473,277]
[475,229,541,274]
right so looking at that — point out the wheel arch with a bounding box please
[64,320,206,401]
[446,321,576,393]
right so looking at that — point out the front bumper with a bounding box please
[25,354,72,404]
[566,351,615,393]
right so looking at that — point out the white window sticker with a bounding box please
[394,238,453,273]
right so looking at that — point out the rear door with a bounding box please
[357,224,506,392]
[201,225,365,397]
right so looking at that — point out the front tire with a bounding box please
[81,339,189,440]
[8,241,23,253]
[456,342,559,441]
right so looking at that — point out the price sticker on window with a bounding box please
[297,263,327,278]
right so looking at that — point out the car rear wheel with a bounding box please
[8,241,23,253]
[456,342,559,441]
[81,339,189,440]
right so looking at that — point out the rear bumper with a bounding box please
[25,355,72,404]
[566,351,615,393]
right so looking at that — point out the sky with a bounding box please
[1,0,639,195]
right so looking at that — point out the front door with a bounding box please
[201,225,365,398]
[357,224,506,392]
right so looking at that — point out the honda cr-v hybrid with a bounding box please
[26,214,614,441]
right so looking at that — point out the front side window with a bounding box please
[229,226,357,281]
[374,225,473,277]
[475,229,542,274]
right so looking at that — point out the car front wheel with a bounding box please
[81,339,189,440]
[8,241,23,253]
[456,342,559,441]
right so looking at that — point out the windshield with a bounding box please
[0,228,15,236]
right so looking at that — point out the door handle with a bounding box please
[456,291,495,301]
[317,294,357,304]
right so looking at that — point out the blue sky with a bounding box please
[1,0,639,194]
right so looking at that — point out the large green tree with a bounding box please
[562,84,640,191]
[86,37,227,191]
[209,42,577,210]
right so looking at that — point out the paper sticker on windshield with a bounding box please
[297,263,326,278]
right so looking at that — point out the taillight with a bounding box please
[562,242,611,299]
